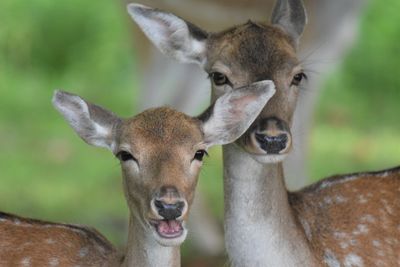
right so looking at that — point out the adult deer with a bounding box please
[125,0,365,259]
[0,83,274,267]
[128,1,400,266]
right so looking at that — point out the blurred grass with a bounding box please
[309,0,400,180]
[0,0,399,254]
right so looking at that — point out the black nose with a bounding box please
[154,200,185,220]
[255,133,288,154]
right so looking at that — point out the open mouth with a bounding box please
[150,220,184,239]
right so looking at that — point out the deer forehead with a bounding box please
[118,107,203,153]
[207,22,299,80]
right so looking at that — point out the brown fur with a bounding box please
[290,167,400,266]
[0,212,119,267]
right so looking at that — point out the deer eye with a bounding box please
[193,150,208,161]
[210,72,229,86]
[291,72,307,86]
[116,151,137,162]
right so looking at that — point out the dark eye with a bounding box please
[210,72,228,86]
[116,151,137,162]
[193,150,208,161]
[291,72,307,86]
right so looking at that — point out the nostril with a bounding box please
[276,134,288,143]
[154,200,164,211]
[176,201,185,212]
[254,133,289,154]
[255,133,268,144]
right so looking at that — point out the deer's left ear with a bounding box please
[52,90,122,151]
[127,3,208,65]
[271,0,307,44]
[199,80,276,147]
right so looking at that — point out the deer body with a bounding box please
[128,1,400,266]
[0,212,118,267]
[0,82,274,266]
[224,144,400,266]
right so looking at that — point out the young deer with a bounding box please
[128,0,400,266]
[0,83,275,267]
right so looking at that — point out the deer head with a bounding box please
[52,81,274,246]
[128,0,307,163]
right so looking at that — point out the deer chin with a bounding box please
[149,219,187,246]
[235,140,290,164]
[250,153,288,164]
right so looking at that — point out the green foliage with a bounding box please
[310,0,400,180]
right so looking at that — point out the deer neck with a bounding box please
[123,215,180,267]
[223,143,316,267]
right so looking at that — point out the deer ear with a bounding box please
[271,0,307,44]
[199,80,276,147]
[127,3,208,65]
[52,90,121,151]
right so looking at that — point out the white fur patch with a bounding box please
[324,249,340,267]
[21,257,31,267]
[49,257,59,266]
[344,253,363,267]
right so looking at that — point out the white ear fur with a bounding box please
[201,80,276,147]
[52,90,118,150]
[127,3,207,65]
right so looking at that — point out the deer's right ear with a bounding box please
[52,90,121,151]
[199,80,276,147]
[127,3,208,65]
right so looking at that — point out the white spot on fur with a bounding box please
[324,249,340,267]
[335,195,347,203]
[299,217,312,240]
[324,196,333,205]
[340,242,349,249]
[79,247,89,258]
[49,258,59,266]
[344,253,364,267]
[354,224,368,235]
[45,238,56,244]
[360,214,376,223]
[372,240,381,247]
[333,231,347,239]
[358,195,367,204]
[14,218,21,225]
[21,257,31,267]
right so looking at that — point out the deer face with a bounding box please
[128,0,307,163]
[52,82,274,246]
[116,108,205,246]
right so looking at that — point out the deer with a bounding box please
[0,82,275,267]
[128,0,400,266]
[124,0,365,259]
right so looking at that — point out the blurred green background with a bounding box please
[0,0,399,261]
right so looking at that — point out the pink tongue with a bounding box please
[158,220,181,235]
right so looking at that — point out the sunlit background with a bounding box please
[0,0,399,265]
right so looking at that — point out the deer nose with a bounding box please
[255,132,289,154]
[154,199,185,220]
[252,117,291,154]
